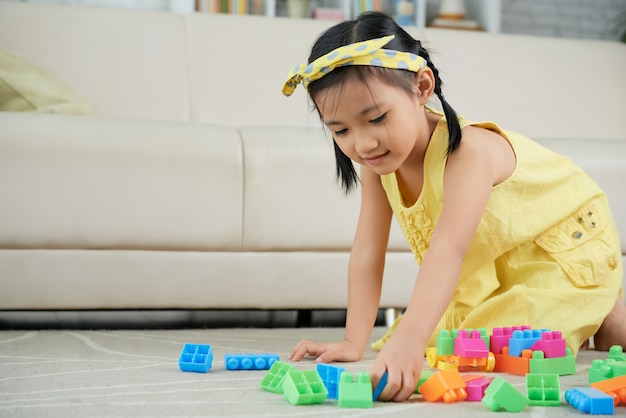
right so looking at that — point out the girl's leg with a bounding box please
[593,296,626,351]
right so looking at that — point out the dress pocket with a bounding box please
[534,196,620,287]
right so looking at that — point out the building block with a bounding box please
[589,359,626,384]
[415,369,434,394]
[316,364,345,400]
[338,372,373,408]
[490,326,530,355]
[481,376,528,412]
[529,348,576,376]
[436,329,455,356]
[224,353,279,370]
[260,361,295,394]
[454,329,489,358]
[372,371,387,401]
[607,345,626,362]
[494,346,531,376]
[529,331,567,358]
[465,377,493,401]
[178,344,213,373]
[282,369,328,405]
[565,387,615,415]
[419,369,467,403]
[590,375,626,406]
[509,329,548,357]
[526,373,561,406]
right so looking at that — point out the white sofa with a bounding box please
[0,2,625,313]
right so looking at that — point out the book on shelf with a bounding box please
[196,0,263,14]
[429,17,481,30]
[354,0,384,15]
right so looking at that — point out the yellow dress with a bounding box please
[374,113,623,354]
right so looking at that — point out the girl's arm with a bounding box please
[374,126,509,401]
[343,165,393,356]
[289,165,392,362]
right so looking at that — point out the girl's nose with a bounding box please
[355,134,379,155]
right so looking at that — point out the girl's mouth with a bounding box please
[364,151,389,166]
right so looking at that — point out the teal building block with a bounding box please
[282,370,328,405]
[530,348,576,376]
[526,373,561,406]
[317,363,345,399]
[259,361,295,394]
[482,376,528,412]
[224,353,279,370]
[436,330,455,356]
[565,387,614,415]
[178,344,213,373]
[589,359,626,384]
[338,372,373,408]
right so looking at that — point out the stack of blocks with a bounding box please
[176,329,626,414]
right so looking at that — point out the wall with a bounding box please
[499,0,626,41]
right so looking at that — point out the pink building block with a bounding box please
[465,377,494,401]
[530,331,566,358]
[455,330,489,358]
[490,326,530,355]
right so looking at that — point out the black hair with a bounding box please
[306,11,462,194]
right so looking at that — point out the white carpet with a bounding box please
[0,327,622,417]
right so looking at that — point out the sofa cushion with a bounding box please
[0,48,95,115]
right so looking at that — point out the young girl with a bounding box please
[283,12,625,402]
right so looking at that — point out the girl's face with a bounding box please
[314,74,427,175]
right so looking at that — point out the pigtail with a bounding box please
[415,41,462,155]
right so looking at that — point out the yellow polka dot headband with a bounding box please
[282,35,427,97]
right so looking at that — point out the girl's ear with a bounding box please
[414,67,436,104]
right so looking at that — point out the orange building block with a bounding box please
[493,347,531,376]
[419,369,467,403]
[590,375,626,406]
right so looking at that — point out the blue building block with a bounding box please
[565,387,614,415]
[373,371,388,401]
[179,344,213,373]
[317,364,345,399]
[509,329,549,357]
[224,353,279,370]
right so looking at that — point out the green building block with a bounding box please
[282,369,328,405]
[607,345,626,361]
[530,348,576,376]
[526,373,561,406]
[588,359,626,384]
[338,372,373,408]
[482,376,528,412]
[415,369,435,394]
[259,361,295,394]
[437,330,455,356]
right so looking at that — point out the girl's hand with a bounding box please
[370,331,425,402]
[289,339,362,363]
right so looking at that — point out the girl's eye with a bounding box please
[334,128,348,136]
[370,113,387,124]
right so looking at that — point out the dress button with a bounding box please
[587,211,594,217]
[590,222,597,228]
[572,231,583,239]
[577,217,585,223]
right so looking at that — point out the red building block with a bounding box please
[455,330,489,358]
[493,346,531,376]
[419,369,467,403]
[490,326,530,355]
[530,331,566,358]
[465,377,494,401]
[591,375,626,406]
